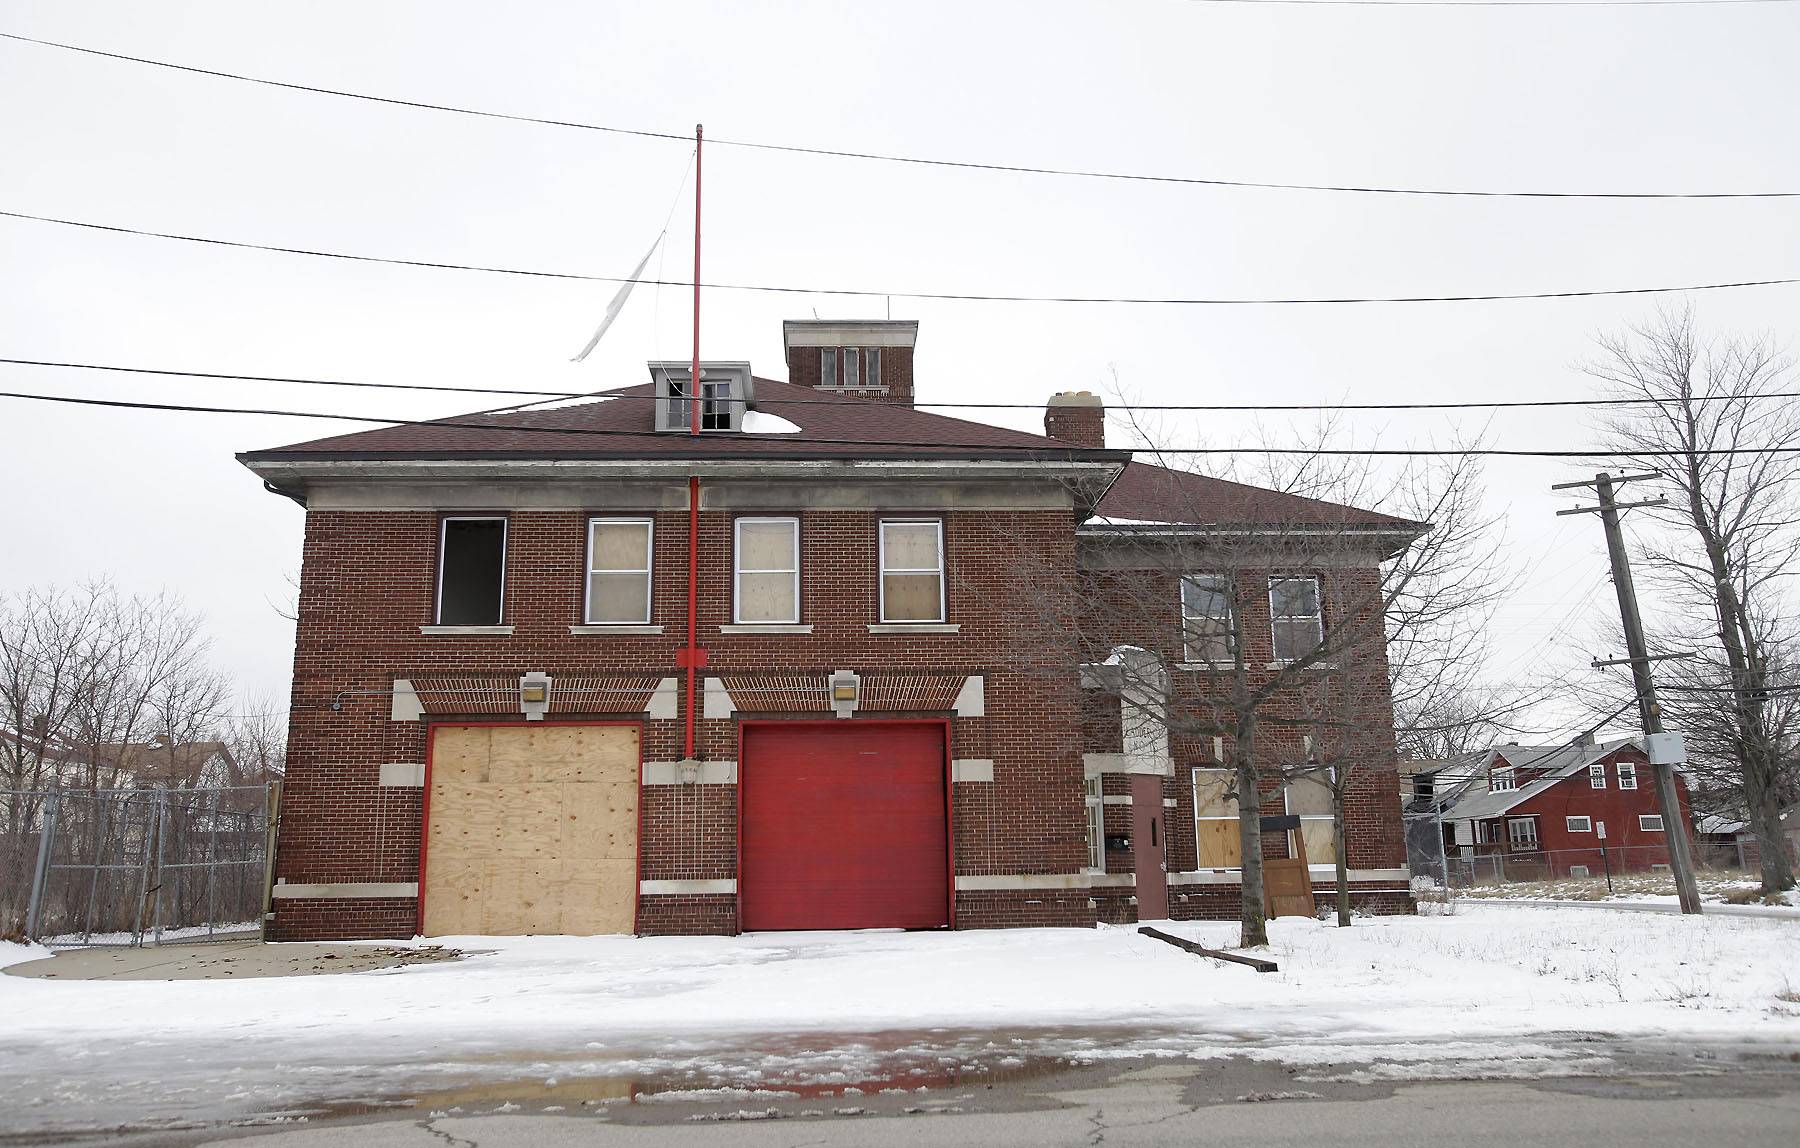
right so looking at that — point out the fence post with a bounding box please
[24,784,60,941]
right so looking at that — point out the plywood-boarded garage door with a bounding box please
[422,724,638,936]
[740,722,948,931]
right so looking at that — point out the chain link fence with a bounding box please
[4,785,274,947]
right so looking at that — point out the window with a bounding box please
[1193,768,1240,869]
[1617,762,1638,790]
[701,380,733,430]
[1084,777,1104,871]
[1269,577,1323,663]
[843,347,861,388]
[1489,766,1517,793]
[1507,817,1539,851]
[734,517,800,624]
[1566,815,1593,833]
[820,347,838,387]
[1476,821,1494,845]
[1180,575,1235,663]
[879,520,945,622]
[662,375,693,429]
[1285,773,1336,866]
[866,346,882,386]
[585,518,653,625]
[436,517,506,625]
[820,346,883,389]
[1638,814,1665,833]
[1589,763,1606,789]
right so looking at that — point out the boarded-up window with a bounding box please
[437,517,506,625]
[880,520,944,622]
[586,518,652,624]
[1180,574,1234,663]
[735,517,800,623]
[1285,774,1337,866]
[1269,576,1323,663]
[1193,768,1240,869]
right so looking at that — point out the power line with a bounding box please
[9,356,1800,414]
[5,29,1798,199]
[7,208,1800,306]
[8,384,1800,459]
[1181,0,1798,6]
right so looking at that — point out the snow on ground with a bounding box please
[2,906,1798,1135]
[1453,872,1800,910]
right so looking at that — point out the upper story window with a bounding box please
[1589,762,1607,789]
[1180,574,1234,664]
[1489,765,1517,792]
[436,517,506,625]
[819,346,883,390]
[1269,576,1324,663]
[1617,761,1638,790]
[879,519,945,623]
[586,518,653,625]
[1638,813,1664,832]
[734,517,800,624]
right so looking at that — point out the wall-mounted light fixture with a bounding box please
[829,669,861,719]
[519,672,552,721]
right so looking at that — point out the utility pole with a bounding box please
[1555,471,1703,914]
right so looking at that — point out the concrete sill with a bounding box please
[1177,661,1235,672]
[719,623,814,635]
[867,623,960,634]
[569,624,664,636]
[419,625,513,636]
[1265,660,1338,672]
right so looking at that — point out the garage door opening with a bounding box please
[420,722,639,936]
[740,721,950,931]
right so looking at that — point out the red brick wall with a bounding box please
[784,345,915,406]
[274,502,1086,939]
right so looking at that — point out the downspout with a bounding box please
[681,124,707,763]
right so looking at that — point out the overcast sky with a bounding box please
[3,0,1797,734]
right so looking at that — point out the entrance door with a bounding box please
[421,723,639,936]
[1131,774,1169,920]
[740,722,949,930]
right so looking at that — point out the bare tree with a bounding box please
[1585,306,1799,891]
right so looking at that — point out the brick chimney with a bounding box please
[783,319,918,407]
[1044,391,1105,448]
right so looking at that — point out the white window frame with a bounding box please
[1192,766,1239,872]
[843,347,861,388]
[1489,766,1517,793]
[1476,821,1494,845]
[1180,574,1235,664]
[865,346,881,387]
[436,516,507,625]
[877,519,946,623]
[1617,762,1638,790]
[1638,814,1665,833]
[820,347,838,387]
[1589,762,1606,789]
[584,517,654,625]
[733,516,801,625]
[1507,817,1539,851]
[1566,815,1593,833]
[1083,776,1104,872]
[1268,575,1324,664]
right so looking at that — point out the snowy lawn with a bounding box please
[3,906,1798,1134]
[1454,870,1799,908]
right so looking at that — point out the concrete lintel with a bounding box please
[378,762,425,788]
[954,873,1092,892]
[639,879,737,895]
[642,760,738,785]
[645,676,680,720]
[950,758,994,783]
[951,675,985,717]
[390,679,424,722]
[703,678,736,720]
[272,882,418,900]
[1082,752,1173,778]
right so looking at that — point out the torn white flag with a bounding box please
[571,234,663,362]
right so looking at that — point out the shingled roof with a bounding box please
[238,378,1124,464]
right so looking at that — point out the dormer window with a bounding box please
[650,362,753,432]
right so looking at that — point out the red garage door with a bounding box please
[740,722,949,931]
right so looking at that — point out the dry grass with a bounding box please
[1457,870,1760,903]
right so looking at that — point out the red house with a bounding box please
[1427,738,1694,881]
[238,318,1413,940]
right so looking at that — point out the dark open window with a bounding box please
[437,517,506,625]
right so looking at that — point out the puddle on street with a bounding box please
[269,1027,1116,1126]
